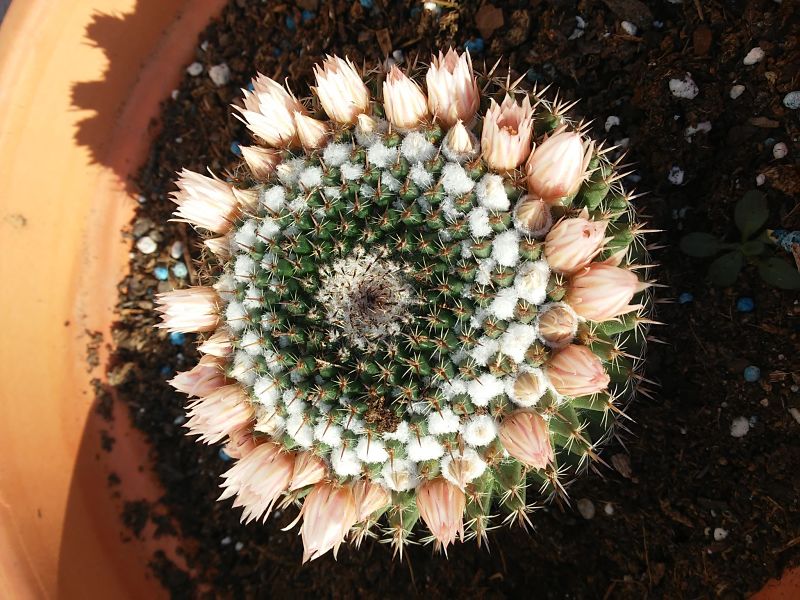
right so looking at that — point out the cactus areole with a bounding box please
[156,50,654,561]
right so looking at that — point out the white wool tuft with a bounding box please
[253,375,280,406]
[233,254,256,282]
[214,273,237,301]
[234,219,258,250]
[277,157,306,187]
[343,416,366,435]
[229,350,256,386]
[462,414,498,447]
[242,284,263,311]
[492,230,521,267]
[498,322,538,364]
[282,394,308,416]
[409,162,434,188]
[240,329,263,356]
[381,459,419,492]
[381,172,402,191]
[367,142,397,168]
[261,186,286,212]
[381,421,410,443]
[314,419,343,447]
[474,258,496,286]
[355,437,389,463]
[331,447,363,477]
[224,301,248,332]
[470,336,499,366]
[468,206,492,238]
[298,165,323,189]
[340,161,364,181]
[460,240,473,259]
[488,286,519,320]
[254,405,285,437]
[514,260,550,304]
[427,407,462,435]
[440,162,475,196]
[440,196,462,221]
[470,307,488,329]
[400,131,436,163]
[323,186,342,200]
[466,372,504,406]
[287,194,309,213]
[322,142,351,167]
[406,435,445,462]
[476,174,510,211]
[286,413,314,448]
[257,216,281,239]
[262,348,284,373]
[438,378,467,400]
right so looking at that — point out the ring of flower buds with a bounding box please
[156,49,653,561]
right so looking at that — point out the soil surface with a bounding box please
[106,0,800,597]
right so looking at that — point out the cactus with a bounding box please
[157,50,655,562]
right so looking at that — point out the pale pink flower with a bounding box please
[294,112,329,149]
[156,287,220,333]
[171,169,240,234]
[313,55,370,123]
[204,236,231,260]
[198,328,233,357]
[219,442,294,523]
[223,423,258,459]
[240,145,281,180]
[289,451,327,491]
[537,303,578,348]
[498,411,554,470]
[352,480,390,522]
[235,74,303,147]
[170,354,229,397]
[481,95,535,171]
[526,130,593,203]
[416,478,465,551]
[545,344,610,397]
[185,384,255,444]
[566,263,645,322]
[513,194,553,237]
[383,65,429,129]
[544,215,608,274]
[426,48,479,127]
[294,482,358,563]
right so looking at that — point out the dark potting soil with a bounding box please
[106,0,800,597]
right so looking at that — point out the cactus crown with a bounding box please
[158,50,653,561]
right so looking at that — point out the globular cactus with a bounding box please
[156,49,655,562]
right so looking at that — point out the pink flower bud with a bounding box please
[526,130,593,203]
[204,236,231,260]
[425,48,479,128]
[295,482,358,562]
[442,120,477,160]
[289,451,327,491]
[294,112,329,149]
[313,55,370,123]
[416,478,465,551]
[544,216,608,274]
[508,367,547,407]
[498,410,554,469]
[566,263,645,322]
[198,328,233,357]
[156,286,220,333]
[218,443,293,523]
[171,169,240,234]
[223,424,258,460]
[185,383,255,444]
[513,194,553,237]
[240,145,281,180]
[536,302,578,348]
[545,344,610,397]
[481,95,535,171]
[353,480,390,522]
[170,354,229,397]
[235,74,303,147]
[383,65,429,129]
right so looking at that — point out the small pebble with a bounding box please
[621,21,637,35]
[604,503,615,516]
[788,407,800,424]
[136,236,157,254]
[285,16,296,31]
[170,90,179,100]
[169,331,186,346]
[154,265,169,281]
[464,38,484,53]
[173,415,186,426]
[577,498,596,520]
[743,47,765,65]
[729,85,745,99]
[172,262,189,279]
[668,166,685,185]
[220,536,232,545]
[744,366,761,382]
[137,194,147,204]
[736,297,754,312]
[679,292,694,304]
[301,9,315,22]
[200,40,209,52]
[234,541,244,552]
[423,1,441,12]
[359,0,373,8]
[756,173,766,186]
[208,63,231,86]
[392,49,405,64]
[730,416,750,437]
[783,91,800,110]
[170,240,184,259]
[219,448,232,462]
[772,142,788,159]
[604,116,620,132]
[186,62,203,77]
[230,141,242,157]
[685,121,712,139]
[669,74,699,99]
[713,527,729,541]
[159,365,173,378]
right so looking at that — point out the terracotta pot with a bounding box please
[0,0,225,597]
